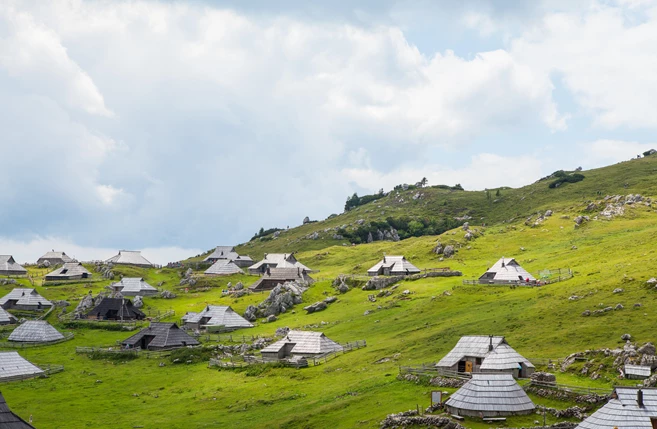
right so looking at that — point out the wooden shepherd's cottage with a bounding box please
[436,335,534,379]
[260,331,342,360]
[86,298,145,321]
[478,257,535,284]
[576,387,657,428]
[0,256,27,277]
[182,305,253,331]
[203,246,253,268]
[249,267,313,291]
[122,323,199,351]
[204,260,244,276]
[105,250,154,268]
[444,373,536,417]
[110,277,158,297]
[0,289,52,312]
[8,321,65,344]
[45,262,92,281]
[367,255,421,276]
[0,351,45,382]
[37,250,75,266]
[248,253,311,275]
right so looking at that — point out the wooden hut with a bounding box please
[105,250,153,268]
[436,335,534,378]
[249,267,314,291]
[0,391,37,428]
[478,257,535,284]
[0,289,52,312]
[260,331,342,360]
[367,255,421,276]
[122,323,199,351]
[44,262,91,281]
[37,250,75,266]
[204,260,244,276]
[0,256,26,277]
[444,373,535,417]
[110,278,158,297]
[86,298,145,321]
[8,321,65,344]
[575,387,657,428]
[182,305,253,331]
[0,308,17,325]
[625,364,652,380]
[0,352,44,382]
[203,246,253,267]
[248,254,310,275]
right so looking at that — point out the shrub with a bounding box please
[169,346,215,364]
[549,173,585,189]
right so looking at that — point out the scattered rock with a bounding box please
[303,216,310,224]
[613,288,624,294]
[303,301,328,314]
[133,295,144,309]
[581,310,590,316]
[443,245,455,258]
[615,303,624,310]
[275,327,290,337]
[266,315,277,323]
[160,290,176,299]
[622,333,632,341]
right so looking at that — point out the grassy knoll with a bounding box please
[2,158,657,428]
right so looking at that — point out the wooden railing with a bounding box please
[0,364,64,383]
[463,268,573,286]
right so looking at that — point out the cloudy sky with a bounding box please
[1,0,656,263]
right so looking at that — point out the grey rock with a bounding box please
[581,310,591,316]
[639,343,656,356]
[443,245,455,258]
[324,296,337,304]
[621,333,632,341]
[367,232,373,243]
[133,295,144,309]
[304,301,327,313]
[160,290,176,299]
[615,303,624,310]
[613,288,624,294]
[303,216,310,224]
[243,305,258,322]
[266,315,277,323]
[234,282,244,290]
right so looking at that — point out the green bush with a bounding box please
[63,321,129,331]
[169,347,215,364]
[549,173,585,189]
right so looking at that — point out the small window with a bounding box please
[475,358,482,365]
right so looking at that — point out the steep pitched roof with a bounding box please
[445,373,535,415]
[576,387,657,429]
[204,260,244,276]
[122,323,199,349]
[0,308,17,324]
[0,289,52,308]
[437,336,505,368]
[0,257,26,275]
[37,251,75,263]
[479,343,535,371]
[249,268,313,290]
[203,246,239,261]
[8,321,65,343]
[249,254,310,271]
[261,330,343,355]
[367,255,421,275]
[626,364,652,378]
[45,262,91,279]
[183,306,253,329]
[479,257,535,282]
[111,278,157,295]
[105,251,153,267]
[86,298,145,320]
[0,352,44,382]
[0,392,36,428]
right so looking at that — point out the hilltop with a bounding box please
[1,155,657,428]
[226,155,657,261]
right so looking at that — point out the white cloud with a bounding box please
[95,184,124,206]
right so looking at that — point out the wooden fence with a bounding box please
[527,380,612,396]
[209,340,367,370]
[0,364,64,383]
[462,268,573,287]
[0,332,75,349]
[196,333,263,343]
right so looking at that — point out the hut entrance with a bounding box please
[465,361,473,373]
[139,335,155,350]
[458,361,466,372]
[651,418,657,429]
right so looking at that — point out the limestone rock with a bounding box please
[443,245,455,258]
[304,301,327,313]
[133,295,144,309]
[303,216,310,224]
[621,333,632,341]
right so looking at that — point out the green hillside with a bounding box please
[2,156,657,428]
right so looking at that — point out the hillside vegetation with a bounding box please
[2,156,657,428]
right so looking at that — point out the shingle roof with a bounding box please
[261,330,343,355]
[111,278,157,295]
[249,254,310,271]
[86,298,146,320]
[0,289,52,308]
[0,257,26,275]
[183,306,253,329]
[45,262,91,279]
[436,336,505,368]
[0,308,16,325]
[204,260,244,276]
[576,387,657,429]
[122,323,199,350]
[37,251,75,263]
[0,392,36,428]
[203,246,239,261]
[0,352,44,381]
[8,321,65,343]
[367,255,421,275]
[479,257,535,282]
[105,251,153,267]
[445,373,535,415]
[479,343,535,371]
[626,364,652,378]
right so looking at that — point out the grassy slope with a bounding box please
[1,157,657,428]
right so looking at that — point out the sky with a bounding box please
[1,0,657,264]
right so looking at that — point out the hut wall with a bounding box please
[0,270,26,276]
[444,405,534,418]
